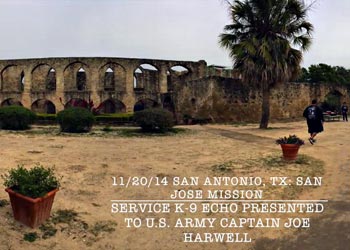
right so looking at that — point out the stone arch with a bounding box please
[99,62,126,92]
[169,65,190,76]
[1,65,23,92]
[97,99,126,114]
[31,64,56,91]
[167,65,191,92]
[133,64,159,92]
[63,61,89,91]
[65,98,89,109]
[1,98,23,107]
[31,99,56,114]
[322,90,343,112]
[133,98,158,112]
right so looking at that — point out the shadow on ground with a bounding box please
[252,201,350,250]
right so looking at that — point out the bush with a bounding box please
[134,108,174,132]
[0,106,36,130]
[57,107,95,133]
[2,165,60,199]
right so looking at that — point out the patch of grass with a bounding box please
[0,199,9,207]
[23,232,38,242]
[209,153,325,200]
[39,223,57,239]
[101,126,113,132]
[116,128,187,137]
[51,209,78,224]
[211,162,234,173]
[90,221,117,236]
[27,150,43,154]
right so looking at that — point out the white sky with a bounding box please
[0,0,348,68]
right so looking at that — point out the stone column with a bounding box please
[54,66,65,112]
[21,65,32,108]
[159,65,168,94]
[123,63,136,112]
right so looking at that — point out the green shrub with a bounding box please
[57,107,95,133]
[2,165,60,199]
[0,106,36,130]
[134,108,174,132]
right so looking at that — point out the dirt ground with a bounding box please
[0,120,349,250]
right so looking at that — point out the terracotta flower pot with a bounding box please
[280,144,300,161]
[5,188,58,228]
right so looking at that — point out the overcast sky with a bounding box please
[0,0,348,68]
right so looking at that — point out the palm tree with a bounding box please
[219,0,313,128]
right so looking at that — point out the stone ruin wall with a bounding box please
[0,56,348,123]
[0,57,207,114]
[175,77,350,123]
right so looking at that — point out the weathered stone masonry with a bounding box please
[0,57,348,122]
[0,57,206,114]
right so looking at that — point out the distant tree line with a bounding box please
[297,63,350,85]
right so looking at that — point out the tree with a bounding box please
[219,0,313,128]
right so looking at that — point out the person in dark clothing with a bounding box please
[341,102,348,122]
[303,99,324,145]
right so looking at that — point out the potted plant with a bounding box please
[276,135,305,161]
[2,165,60,228]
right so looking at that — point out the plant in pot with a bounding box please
[2,165,60,228]
[276,135,305,161]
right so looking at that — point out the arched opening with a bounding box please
[97,99,126,114]
[31,99,56,114]
[1,98,23,107]
[170,65,190,76]
[77,67,86,90]
[31,64,56,91]
[1,65,22,92]
[322,90,343,112]
[65,98,89,109]
[47,68,56,91]
[163,96,175,113]
[63,61,88,91]
[133,64,159,91]
[104,67,115,91]
[20,71,25,91]
[133,99,158,112]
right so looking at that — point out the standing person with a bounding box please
[341,102,348,122]
[303,99,324,145]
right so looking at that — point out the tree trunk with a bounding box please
[259,85,270,129]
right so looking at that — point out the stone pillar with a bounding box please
[54,66,65,112]
[123,63,136,112]
[21,65,32,108]
[88,66,100,108]
[159,65,168,94]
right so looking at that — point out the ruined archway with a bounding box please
[97,99,126,114]
[99,62,126,92]
[1,98,23,107]
[1,65,23,92]
[63,62,88,91]
[31,99,56,114]
[322,90,343,112]
[133,64,159,92]
[65,98,89,109]
[31,64,56,91]
[133,98,158,112]
[167,65,190,92]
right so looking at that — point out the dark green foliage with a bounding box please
[0,106,36,130]
[23,232,38,242]
[276,135,305,145]
[297,64,350,86]
[2,165,60,198]
[219,0,313,129]
[134,108,174,132]
[57,107,95,133]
